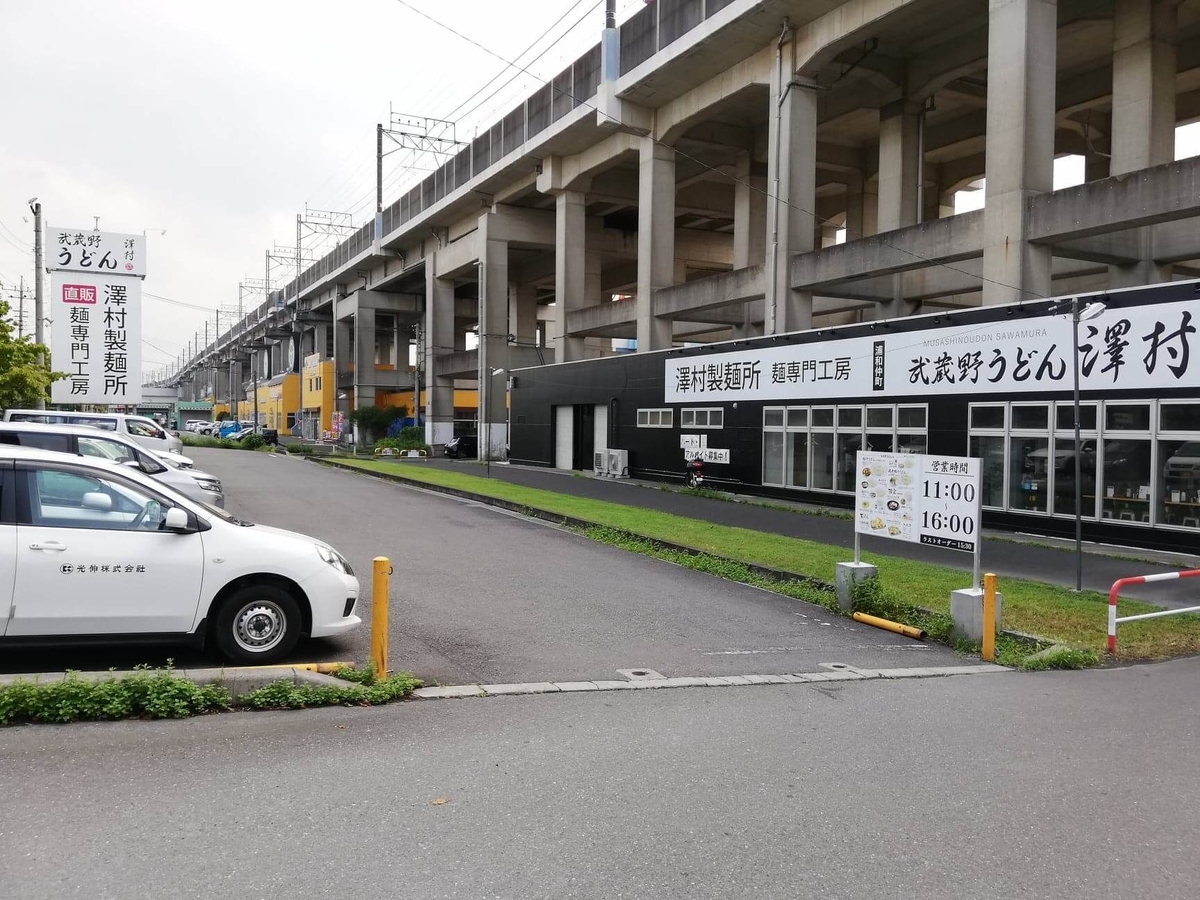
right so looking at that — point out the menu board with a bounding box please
[856,452,919,541]
[855,451,982,554]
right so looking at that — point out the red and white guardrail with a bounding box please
[1108,569,1200,653]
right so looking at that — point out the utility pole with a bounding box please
[18,276,25,339]
[377,123,384,214]
[413,321,422,431]
[30,200,44,408]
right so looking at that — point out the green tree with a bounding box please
[0,297,57,410]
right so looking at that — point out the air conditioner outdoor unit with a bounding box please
[593,451,607,476]
[608,449,629,478]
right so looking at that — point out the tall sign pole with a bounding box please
[31,201,45,408]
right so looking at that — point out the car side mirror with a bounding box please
[82,491,113,511]
[163,507,191,532]
[123,459,141,469]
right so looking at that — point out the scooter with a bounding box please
[685,456,706,488]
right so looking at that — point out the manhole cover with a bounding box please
[617,668,666,681]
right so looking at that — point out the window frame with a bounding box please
[636,408,674,429]
[15,461,177,533]
[680,407,725,429]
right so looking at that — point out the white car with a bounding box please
[3,410,184,455]
[0,422,223,508]
[148,448,195,468]
[0,445,361,663]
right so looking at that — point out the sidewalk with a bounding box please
[420,458,1200,609]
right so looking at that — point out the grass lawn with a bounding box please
[326,458,1200,662]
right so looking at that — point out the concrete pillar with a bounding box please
[313,323,331,359]
[353,307,376,412]
[1111,0,1177,175]
[477,235,510,461]
[766,74,818,333]
[876,100,921,233]
[844,172,866,242]
[510,282,538,346]
[733,151,767,267]
[554,190,588,362]
[424,260,455,447]
[636,138,676,350]
[981,0,1057,306]
[938,189,957,220]
[862,181,879,237]
[1109,0,1177,287]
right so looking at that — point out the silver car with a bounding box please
[0,422,225,508]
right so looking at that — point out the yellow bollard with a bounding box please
[982,572,997,662]
[371,557,390,679]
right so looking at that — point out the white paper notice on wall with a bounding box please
[680,434,708,450]
[684,447,730,464]
[855,451,981,554]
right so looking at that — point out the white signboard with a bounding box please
[855,451,981,554]
[664,298,1199,403]
[47,228,146,277]
[684,447,731,464]
[680,433,708,450]
[50,273,142,404]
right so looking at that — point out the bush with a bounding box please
[349,405,407,440]
[0,662,420,725]
[215,411,230,421]
[0,666,232,725]
[376,426,428,453]
[241,433,266,450]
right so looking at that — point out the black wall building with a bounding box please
[510,281,1200,552]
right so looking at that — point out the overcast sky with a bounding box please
[0,0,636,378]
[2,1,1198,380]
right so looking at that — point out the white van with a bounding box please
[2,410,184,455]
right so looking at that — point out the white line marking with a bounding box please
[410,664,1010,700]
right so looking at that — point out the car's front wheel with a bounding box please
[213,585,302,664]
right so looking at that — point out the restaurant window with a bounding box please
[1008,404,1051,513]
[968,404,1006,509]
[810,407,835,491]
[763,407,786,486]
[1052,403,1099,519]
[835,406,865,493]
[680,408,724,429]
[636,408,673,428]
[787,408,808,488]
[1159,403,1200,531]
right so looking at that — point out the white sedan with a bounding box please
[0,445,361,663]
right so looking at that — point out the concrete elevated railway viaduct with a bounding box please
[171,0,1200,454]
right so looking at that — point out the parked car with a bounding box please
[0,445,361,663]
[0,422,224,507]
[3,409,184,455]
[148,448,196,469]
[444,434,477,459]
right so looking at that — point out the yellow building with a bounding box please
[302,354,335,436]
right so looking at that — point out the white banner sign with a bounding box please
[47,228,146,278]
[684,447,730,463]
[50,273,142,404]
[665,299,1199,403]
[855,451,981,554]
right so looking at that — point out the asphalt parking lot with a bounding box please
[2,448,964,682]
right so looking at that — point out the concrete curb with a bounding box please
[311,457,1044,649]
[411,664,1011,700]
[0,667,349,698]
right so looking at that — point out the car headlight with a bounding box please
[315,543,354,576]
[197,480,222,493]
